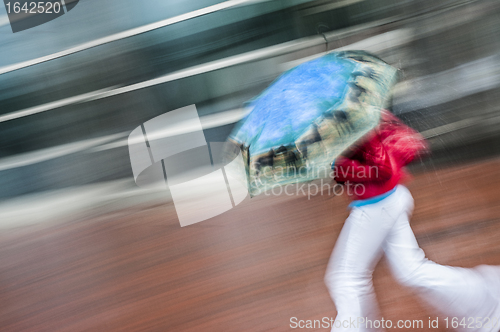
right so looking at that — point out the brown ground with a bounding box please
[1,157,500,332]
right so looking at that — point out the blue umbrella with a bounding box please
[227,51,398,196]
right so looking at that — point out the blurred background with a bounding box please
[1,0,500,202]
[1,0,500,331]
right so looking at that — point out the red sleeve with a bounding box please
[334,137,393,182]
[378,110,429,167]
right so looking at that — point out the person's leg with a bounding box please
[383,186,500,331]
[325,203,398,331]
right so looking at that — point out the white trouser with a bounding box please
[324,185,500,332]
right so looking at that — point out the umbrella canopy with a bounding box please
[226,50,398,196]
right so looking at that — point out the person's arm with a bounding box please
[333,137,393,182]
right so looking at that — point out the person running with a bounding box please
[325,110,500,332]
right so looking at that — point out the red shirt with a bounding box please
[333,111,428,200]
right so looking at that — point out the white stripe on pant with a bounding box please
[324,185,500,332]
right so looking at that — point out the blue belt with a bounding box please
[348,186,397,208]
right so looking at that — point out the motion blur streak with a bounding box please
[1,0,500,331]
[0,0,259,75]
